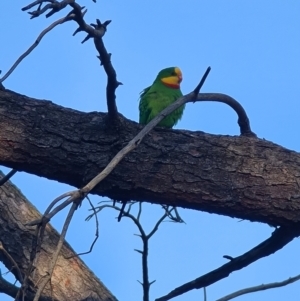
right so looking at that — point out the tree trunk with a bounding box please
[1,89,300,227]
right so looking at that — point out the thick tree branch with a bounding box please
[1,89,300,227]
[155,226,300,301]
[25,71,208,230]
[0,171,117,301]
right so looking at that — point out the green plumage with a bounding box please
[139,67,185,128]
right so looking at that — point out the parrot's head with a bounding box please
[155,67,182,89]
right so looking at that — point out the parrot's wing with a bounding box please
[139,86,153,125]
[139,85,184,128]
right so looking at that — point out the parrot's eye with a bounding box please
[171,71,177,76]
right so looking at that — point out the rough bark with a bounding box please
[1,89,300,227]
[0,171,118,301]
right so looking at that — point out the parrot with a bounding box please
[139,67,185,128]
[118,67,185,222]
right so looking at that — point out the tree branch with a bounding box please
[0,171,118,301]
[215,273,300,301]
[22,0,119,119]
[93,22,120,120]
[155,227,300,301]
[0,14,75,84]
[0,169,17,186]
[1,89,300,227]
[195,93,255,136]
[0,271,58,301]
[32,201,79,301]
[89,202,174,301]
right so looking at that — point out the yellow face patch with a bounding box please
[161,67,183,88]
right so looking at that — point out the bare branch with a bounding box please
[22,1,120,121]
[215,274,300,301]
[0,273,20,300]
[88,202,175,301]
[195,93,255,136]
[0,242,23,284]
[66,196,99,258]
[203,287,207,301]
[94,32,120,120]
[23,1,72,19]
[32,200,80,301]
[137,202,142,222]
[25,192,75,226]
[0,169,17,186]
[0,271,58,301]
[155,227,300,301]
[0,14,74,84]
[147,212,168,239]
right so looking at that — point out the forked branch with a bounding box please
[21,0,119,119]
[87,202,179,301]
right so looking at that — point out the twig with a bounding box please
[161,206,185,223]
[0,170,17,186]
[195,93,255,137]
[22,1,118,119]
[0,272,20,300]
[0,71,4,90]
[23,1,72,19]
[118,201,127,222]
[26,192,77,227]
[66,196,99,258]
[155,226,300,301]
[215,273,300,301]
[32,200,80,301]
[89,202,173,301]
[147,210,169,240]
[127,205,169,301]
[0,14,74,84]
[137,202,142,222]
[94,34,121,120]
[0,242,23,283]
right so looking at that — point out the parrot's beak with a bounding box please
[174,67,183,84]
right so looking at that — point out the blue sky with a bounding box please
[1,1,300,301]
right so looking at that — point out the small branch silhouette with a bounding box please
[87,202,182,301]
[0,170,17,186]
[195,93,255,136]
[216,273,300,301]
[155,226,300,301]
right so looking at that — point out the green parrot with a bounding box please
[139,67,185,128]
[118,67,184,222]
